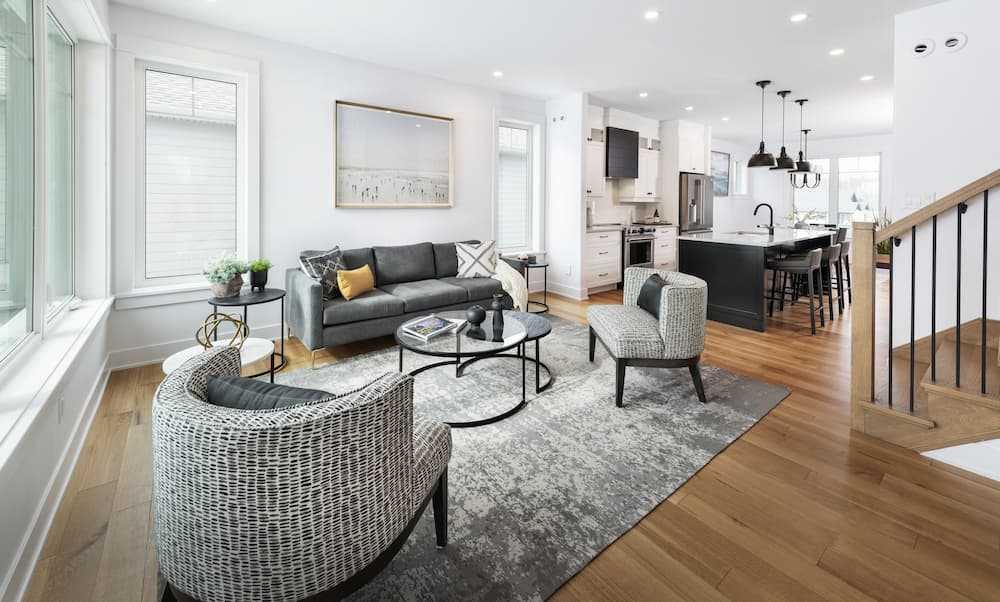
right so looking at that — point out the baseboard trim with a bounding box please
[3,355,110,602]
[547,281,586,301]
[109,322,285,370]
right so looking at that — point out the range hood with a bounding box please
[605,126,639,178]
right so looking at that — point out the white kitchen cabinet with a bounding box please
[639,149,659,198]
[584,230,622,288]
[584,141,606,198]
[678,122,706,174]
[653,227,678,271]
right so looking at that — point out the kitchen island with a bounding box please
[678,228,837,331]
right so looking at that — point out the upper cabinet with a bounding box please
[637,148,659,198]
[677,121,707,174]
[584,140,606,198]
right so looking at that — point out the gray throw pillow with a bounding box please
[299,247,346,300]
[637,274,668,319]
[206,375,331,411]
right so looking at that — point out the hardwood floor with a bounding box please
[25,288,1000,601]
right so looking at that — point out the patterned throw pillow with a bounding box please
[299,247,346,299]
[455,240,497,278]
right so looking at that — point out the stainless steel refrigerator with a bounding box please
[678,172,714,233]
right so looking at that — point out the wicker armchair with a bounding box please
[153,347,451,601]
[587,267,708,407]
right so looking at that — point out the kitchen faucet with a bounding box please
[754,203,775,236]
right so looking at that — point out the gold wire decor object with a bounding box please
[196,313,250,350]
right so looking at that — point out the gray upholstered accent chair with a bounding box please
[152,347,451,601]
[587,267,708,407]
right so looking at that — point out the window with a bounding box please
[139,65,240,282]
[496,123,532,252]
[45,12,73,316]
[793,155,880,226]
[838,155,880,223]
[793,158,831,223]
[0,0,34,359]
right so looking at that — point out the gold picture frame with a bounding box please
[333,100,454,208]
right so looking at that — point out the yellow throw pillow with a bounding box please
[337,264,375,300]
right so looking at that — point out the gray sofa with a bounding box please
[287,241,505,359]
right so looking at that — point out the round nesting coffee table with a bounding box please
[395,311,528,428]
[458,311,553,394]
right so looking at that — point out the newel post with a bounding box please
[851,221,876,431]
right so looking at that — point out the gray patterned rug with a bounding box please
[277,315,788,601]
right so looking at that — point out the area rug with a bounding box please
[277,315,789,600]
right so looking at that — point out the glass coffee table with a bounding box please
[395,310,528,428]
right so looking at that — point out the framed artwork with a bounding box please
[334,101,454,208]
[710,151,731,196]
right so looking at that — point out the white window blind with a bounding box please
[496,124,531,251]
[144,69,237,279]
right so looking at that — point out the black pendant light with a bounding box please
[790,98,821,189]
[770,90,796,171]
[748,80,777,168]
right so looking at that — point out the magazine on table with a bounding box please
[401,315,465,341]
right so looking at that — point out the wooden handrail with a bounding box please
[875,168,1000,244]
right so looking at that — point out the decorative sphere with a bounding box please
[466,305,486,325]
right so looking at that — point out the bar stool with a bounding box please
[766,248,825,334]
[838,240,852,304]
[820,243,843,319]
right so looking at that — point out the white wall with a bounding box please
[889,0,1000,346]
[107,5,546,365]
[544,93,586,299]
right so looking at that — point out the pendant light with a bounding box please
[748,80,777,168]
[770,90,796,170]
[790,98,821,189]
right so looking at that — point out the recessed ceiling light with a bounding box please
[789,13,808,23]
[829,48,845,56]
[492,70,504,79]
[859,74,875,81]
[639,91,649,98]
[415,123,422,128]
[684,106,694,111]
[721,116,730,121]
[644,9,660,21]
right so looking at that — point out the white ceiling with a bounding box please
[114,0,943,143]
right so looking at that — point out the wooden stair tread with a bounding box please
[921,339,1000,409]
[873,352,931,418]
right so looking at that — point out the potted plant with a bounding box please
[204,253,249,298]
[249,258,273,292]
[875,208,893,269]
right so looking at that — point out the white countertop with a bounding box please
[587,225,624,233]
[677,228,835,247]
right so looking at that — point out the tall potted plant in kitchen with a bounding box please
[204,253,249,298]
[249,258,273,292]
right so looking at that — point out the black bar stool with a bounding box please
[765,248,825,334]
[820,243,843,319]
[838,240,852,304]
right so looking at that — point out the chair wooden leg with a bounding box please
[432,468,448,548]
[807,270,816,335]
[689,362,707,403]
[588,327,596,362]
[615,359,626,407]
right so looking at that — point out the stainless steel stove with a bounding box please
[624,225,656,270]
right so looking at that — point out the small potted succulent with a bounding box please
[249,258,273,292]
[204,253,249,298]
[874,208,893,269]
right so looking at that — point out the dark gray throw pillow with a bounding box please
[206,375,331,411]
[637,274,668,319]
[299,247,346,300]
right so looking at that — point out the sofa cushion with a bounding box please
[440,276,503,301]
[379,279,467,313]
[432,240,480,278]
[323,288,405,326]
[337,264,375,300]
[455,240,497,278]
[373,243,436,286]
[340,247,375,270]
[206,375,330,411]
[298,247,346,300]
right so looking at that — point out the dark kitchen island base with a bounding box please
[678,229,837,332]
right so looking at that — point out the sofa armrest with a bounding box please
[286,267,324,351]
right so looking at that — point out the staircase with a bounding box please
[851,169,1000,456]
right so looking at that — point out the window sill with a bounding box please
[114,281,212,310]
[0,297,113,465]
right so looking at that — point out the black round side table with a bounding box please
[523,262,549,314]
[207,288,287,378]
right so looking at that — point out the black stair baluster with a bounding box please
[910,226,916,412]
[889,239,895,408]
[983,190,989,395]
[931,215,937,381]
[957,202,967,388]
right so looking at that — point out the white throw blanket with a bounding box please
[491,259,529,312]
